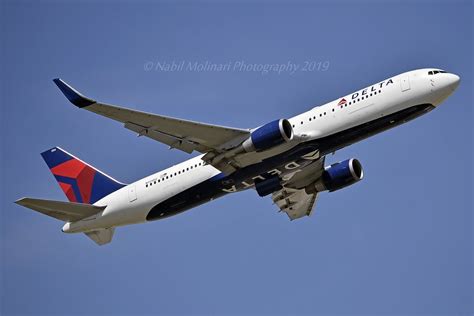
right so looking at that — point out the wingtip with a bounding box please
[53,78,96,108]
[14,197,28,205]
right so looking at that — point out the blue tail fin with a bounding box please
[41,147,126,204]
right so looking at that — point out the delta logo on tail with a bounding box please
[41,147,125,204]
[50,158,95,203]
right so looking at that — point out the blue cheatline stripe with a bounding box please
[146,104,435,221]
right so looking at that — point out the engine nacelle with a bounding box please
[307,158,364,193]
[255,176,283,197]
[242,119,293,152]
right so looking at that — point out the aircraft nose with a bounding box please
[448,73,460,91]
[429,72,460,106]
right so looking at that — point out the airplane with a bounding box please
[16,68,460,245]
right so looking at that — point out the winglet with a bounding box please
[53,78,96,108]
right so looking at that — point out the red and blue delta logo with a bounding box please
[41,147,125,204]
[50,158,96,203]
[337,98,347,107]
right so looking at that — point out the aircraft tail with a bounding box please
[15,197,115,245]
[41,147,126,204]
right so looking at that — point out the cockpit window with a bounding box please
[428,70,448,75]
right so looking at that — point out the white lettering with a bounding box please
[242,181,253,188]
[285,162,301,170]
[268,169,282,175]
[222,186,237,193]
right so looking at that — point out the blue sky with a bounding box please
[1,1,472,315]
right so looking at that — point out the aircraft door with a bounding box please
[400,76,411,92]
[128,185,137,202]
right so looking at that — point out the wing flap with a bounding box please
[15,197,105,222]
[270,158,326,221]
[124,122,199,153]
[272,188,318,220]
[87,101,249,151]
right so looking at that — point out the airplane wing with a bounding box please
[53,79,250,155]
[272,188,318,220]
[15,197,105,222]
[271,156,326,220]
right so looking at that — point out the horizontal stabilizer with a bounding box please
[15,197,105,222]
[85,228,115,246]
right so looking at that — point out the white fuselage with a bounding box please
[62,68,460,233]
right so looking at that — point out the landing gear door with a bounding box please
[400,76,411,92]
[128,185,137,202]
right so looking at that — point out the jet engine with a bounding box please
[307,158,364,193]
[255,176,283,197]
[202,119,294,171]
[242,119,294,152]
